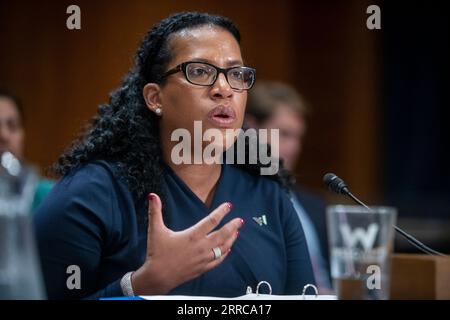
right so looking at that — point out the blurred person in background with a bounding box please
[246,81,332,293]
[0,90,54,212]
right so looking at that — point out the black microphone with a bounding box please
[323,173,446,256]
[323,173,349,195]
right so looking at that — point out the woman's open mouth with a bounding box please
[207,105,237,128]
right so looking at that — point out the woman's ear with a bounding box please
[143,83,162,114]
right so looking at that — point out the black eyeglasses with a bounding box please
[162,61,256,90]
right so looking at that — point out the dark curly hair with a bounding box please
[54,12,295,208]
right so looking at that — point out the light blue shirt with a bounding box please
[289,191,331,290]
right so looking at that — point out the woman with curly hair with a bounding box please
[34,12,314,299]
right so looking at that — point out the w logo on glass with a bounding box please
[340,223,379,251]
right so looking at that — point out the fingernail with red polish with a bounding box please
[227,202,233,210]
[148,193,155,201]
[240,218,245,225]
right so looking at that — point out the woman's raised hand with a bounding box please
[131,193,244,295]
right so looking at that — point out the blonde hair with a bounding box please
[246,81,309,122]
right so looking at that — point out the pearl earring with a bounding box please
[155,106,162,116]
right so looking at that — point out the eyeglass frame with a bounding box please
[161,61,256,90]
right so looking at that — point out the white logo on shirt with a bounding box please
[253,215,268,226]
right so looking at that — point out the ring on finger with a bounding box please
[212,247,222,260]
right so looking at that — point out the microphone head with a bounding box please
[323,173,349,195]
